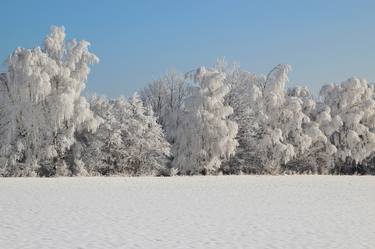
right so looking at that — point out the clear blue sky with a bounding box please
[1,0,374,97]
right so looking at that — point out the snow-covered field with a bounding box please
[0,176,374,249]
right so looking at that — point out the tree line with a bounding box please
[1,27,374,176]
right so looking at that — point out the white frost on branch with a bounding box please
[173,67,238,175]
[75,94,171,176]
[320,77,375,165]
[0,26,99,176]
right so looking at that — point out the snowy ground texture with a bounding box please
[0,176,374,249]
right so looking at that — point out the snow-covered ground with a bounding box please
[0,176,374,249]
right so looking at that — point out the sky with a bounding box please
[1,0,375,97]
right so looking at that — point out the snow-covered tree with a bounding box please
[222,64,333,174]
[126,93,171,175]
[173,67,238,175]
[76,94,171,176]
[140,78,167,124]
[0,26,99,176]
[244,64,296,173]
[141,71,190,144]
[285,87,337,173]
[217,63,267,173]
[320,77,375,173]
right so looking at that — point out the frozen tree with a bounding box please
[222,64,332,174]
[71,95,117,175]
[76,94,170,176]
[141,71,190,144]
[285,87,337,173]
[0,26,99,176]
[125,93,171,175]
[258,66,339,174]
[140,78,167,124]
[216,61,267,173]
[320,78,375,173]
[245,64,296,173]
[173,67,238,175]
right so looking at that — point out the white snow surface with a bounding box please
[0,176,374,249]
